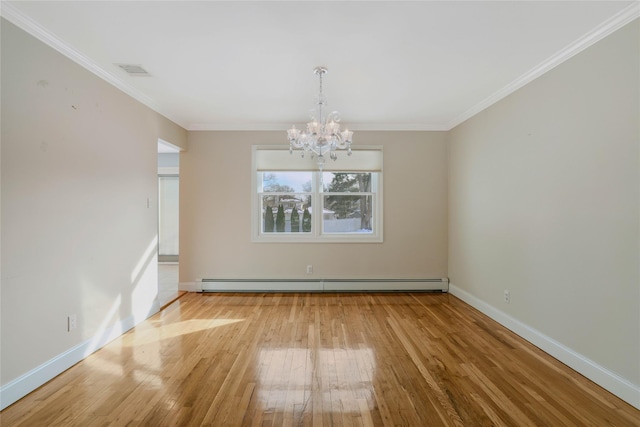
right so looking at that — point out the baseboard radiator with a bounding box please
[200,278,449,293]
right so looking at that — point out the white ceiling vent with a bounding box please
[116,64,150,76]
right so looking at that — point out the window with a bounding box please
[158,175,179,261]
[252,146,383,242]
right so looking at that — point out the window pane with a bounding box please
[159,176,179,255]
[322,172,372,192]
[323,195,373,233]
[262,195,312,233]
[262,172,312,192]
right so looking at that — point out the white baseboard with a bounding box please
[0,302,160,411]
[449,283,640,410]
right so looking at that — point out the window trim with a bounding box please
[251,145,383,243]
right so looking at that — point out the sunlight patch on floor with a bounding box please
[120,318,245,347]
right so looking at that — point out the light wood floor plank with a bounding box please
[1,292,639,426]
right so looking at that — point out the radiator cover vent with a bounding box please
[116,63,150,76]
[199,278,449,293]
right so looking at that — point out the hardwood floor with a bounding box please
[2,292,638,426]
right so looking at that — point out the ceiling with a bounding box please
[2,1,638,131]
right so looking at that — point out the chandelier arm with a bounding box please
[335,136,348,150]
[327,111,340,122]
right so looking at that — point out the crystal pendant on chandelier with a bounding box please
[287,66,353,170]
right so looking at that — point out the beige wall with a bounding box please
[180,131,448,282]
[448,18,639,391]
[1,19,186,392]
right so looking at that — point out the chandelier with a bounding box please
[287,66,353,170]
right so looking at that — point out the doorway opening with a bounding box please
[158,139,180,303]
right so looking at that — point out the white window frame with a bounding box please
[251,146,383,243]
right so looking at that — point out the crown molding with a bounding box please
[0,1,189,130]
[186,122,450,132]
[446,1,640,131]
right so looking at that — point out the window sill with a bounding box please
[252,233,383,243]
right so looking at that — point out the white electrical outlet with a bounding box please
[306,265,313,274]
[68,314,77,331]
[504,290,510,304]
